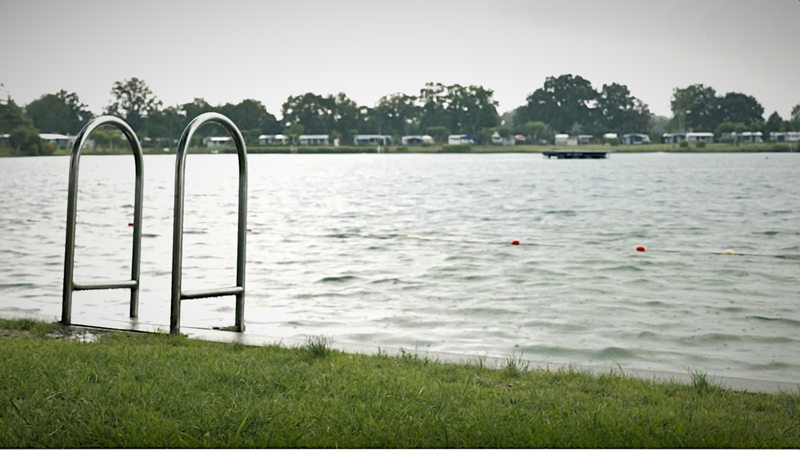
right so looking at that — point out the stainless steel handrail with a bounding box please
[170,112,248,334]
[62,116,144,325]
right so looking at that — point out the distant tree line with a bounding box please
[2,75,799,155]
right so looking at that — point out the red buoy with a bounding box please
[512,240,520,246]
[128,222,135,227]
[636,246,645,252]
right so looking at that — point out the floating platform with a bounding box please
[542,150,608,159]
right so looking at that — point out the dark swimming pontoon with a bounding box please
[542,150,608,159]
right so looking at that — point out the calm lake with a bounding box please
[1,152,798,383]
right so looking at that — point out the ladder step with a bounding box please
[181,286,244,300]
[73,280,138,291]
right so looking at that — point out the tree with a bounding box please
[281,92,366,142]
[0,99,43,155]
[417,82,450,133]
[178,98,216,140]
[105,77,162,132]
[596,83,651,133]
[519,74,597,133]
[181,97,214,120]
[10,124,42,155]
[0,99,30,133]
[369,93,420,136]
[790,104,800,131]
[523,121,547,144]
[670,84,719,131]
[283,122,304,144]
[281,92,332,134]
[331,92,368,143]
[425,125,449,144]
[26,90,92,134]
[717,92,764,127]
[764,112,784,135]
[446,84,500,135]
[415,82,499,136]
[715,121,747,144]
[143,105,184,147]
[219,99,280,134]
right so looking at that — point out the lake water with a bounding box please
[1,152,798,384]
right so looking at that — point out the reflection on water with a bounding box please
[0,152,798,383]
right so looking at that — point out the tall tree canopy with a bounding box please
[670,84,719,131]
[369,93,420,136]
[514,74,651,136]
[0,99,42,154]
[219,99,280,134]
[417,82,499,135]
[717,92,764,126]
[518,74,598,133]
[281,92,366,142]
[143,105,184,145]
[26,90,91,134]
[596,83,651,134]
[105,77,162,132]
[791,104,800,123]
[0,99,30,133]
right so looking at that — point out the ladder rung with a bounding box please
[73,280,138,291]
[181,286,244,300]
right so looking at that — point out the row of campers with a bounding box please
[251,134,438,147]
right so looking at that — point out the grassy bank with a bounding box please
[1,319,798,448]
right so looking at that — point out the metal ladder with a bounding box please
[62,116,144,325]
[61,113,248,335]
[170,112,248,334]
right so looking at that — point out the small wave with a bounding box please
[460,306,516,317]
[317,275,360,284]
[747,315,800,327]
[678,332,797,345]
[743,360,797,370]
[637,331,660,339]
[754,230,780,236]
[0,306,42,314]
[762,210,793,216]
[462,274,492,282]
[596,346,637,359]
[0,282,36,290]
[678,333,743,345]
[512,344,578,358]
[370,277,404,285]
[719,306,747,313]
[599,264,646,273]
[544,209,577,216]
[325,232,355,239]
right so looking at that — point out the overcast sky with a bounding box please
[2,0,798,120]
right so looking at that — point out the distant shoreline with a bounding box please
[1,142,797,157]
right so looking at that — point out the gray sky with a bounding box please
[1,0,798,119]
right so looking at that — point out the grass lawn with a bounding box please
[1,318,798,447]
